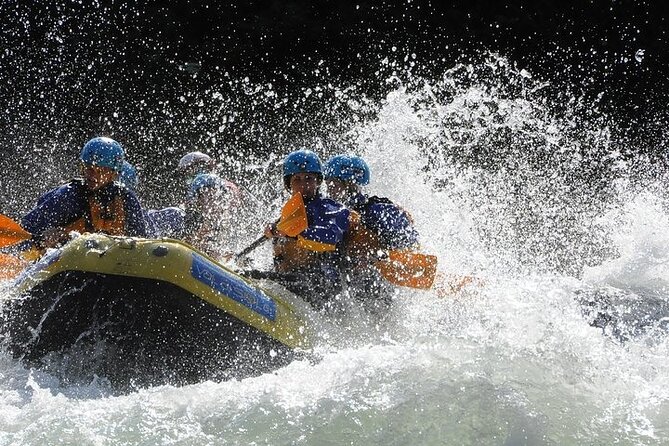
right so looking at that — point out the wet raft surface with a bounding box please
[0,271,294,390]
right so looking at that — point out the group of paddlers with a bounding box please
[5,137,433,312]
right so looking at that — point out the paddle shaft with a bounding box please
[240,269,299,282]
[235,235,268,260]
[234,194,308,261]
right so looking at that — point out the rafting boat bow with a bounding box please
[0,233,321,389]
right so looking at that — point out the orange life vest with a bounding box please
[273,210,359,273]
[66,193,126,236]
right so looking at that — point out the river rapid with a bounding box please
[1,57,669,445]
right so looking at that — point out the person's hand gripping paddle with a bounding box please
[234,193,309,261]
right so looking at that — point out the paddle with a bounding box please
[275,192,309,237]
[235,235,269,260]
[0,214,33,280]
[234,195,438,290]
[376,249,438,290]
[234,192,309,260]
[0,214,32,248]
[433,273,481,297]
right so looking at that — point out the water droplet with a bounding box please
[635,49,645,63]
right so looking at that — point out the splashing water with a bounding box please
[2,55,669,445]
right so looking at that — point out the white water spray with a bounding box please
[2,56,669,444]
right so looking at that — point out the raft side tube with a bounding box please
[11,234,314,350]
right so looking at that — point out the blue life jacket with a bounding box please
[348,192,419,250]
[299,194,351,249]
[273,194,350,276]
[271,193,351,309]
[22,179,148,243]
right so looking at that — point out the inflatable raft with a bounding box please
[0,234,318,389]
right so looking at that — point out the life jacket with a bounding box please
[272,195,350,275]
[354,195,419,251]
[65,183,127,236]
[273,237,321,273]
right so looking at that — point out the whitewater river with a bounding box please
[1,58,669,445]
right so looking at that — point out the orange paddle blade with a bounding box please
[0,214,32,248]
[433,272,480,297]
[0,252,28,280]
[276,193,308,237]
[376,250,438,289]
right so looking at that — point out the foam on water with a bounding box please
[583,190,669,291]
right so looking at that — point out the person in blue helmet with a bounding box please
[30,161,139,222]
[147,173,219,240]
[262,149,352,310]
[20,137,148,254]
[176,150,247,214]
[324,154,419,311]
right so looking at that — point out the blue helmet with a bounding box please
[324,154,370,186]
[119,161,138,190]
[283,150,323,189]
[80,137,125,172]
[187,173,227,200]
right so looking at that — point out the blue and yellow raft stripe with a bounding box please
[13,234,313,349]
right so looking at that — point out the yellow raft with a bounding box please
[1,233,318,389]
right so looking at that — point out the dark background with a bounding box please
[1,0,668,211]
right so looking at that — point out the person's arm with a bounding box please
[21,183,83,244]
[148,207,187,238]
[183,208,203,239]
[122,190,149,237]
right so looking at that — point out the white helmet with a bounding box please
[177,151,214,172]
